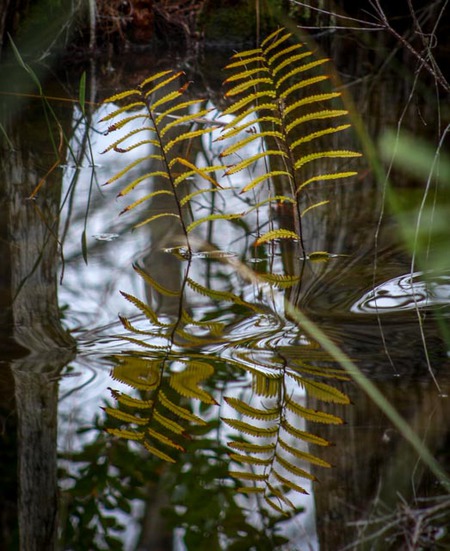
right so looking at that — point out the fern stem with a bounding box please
[143,94,192,255]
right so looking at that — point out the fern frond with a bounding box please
[120,190,174,214]
[222,418,278,437]
[134,212,181,229]
[106,428,144,441]
[224,397,280,421]
[133,264,181,297]
[118,315,163,337]
[171,157,221,187]
[296,171,358,192]
[169,361,217,404]
[100,101,146,122]
[159,391,207,425]
[278,439,332,468]
[285,398,343,424]
[240,172,291,194]
[103,89,141,103]
[229,471,269,482]
[275,454,317,481]
[143,441,176,463]
[285,90,339,112]
[280,75,329,100]
[301,201,330,216]
[164,127,215,153]
[257,273,300,288]
[139,69,174,89]
[109,388,154,409]
[285,110,348,134]
[112,357,161,390]
[229,453,272,466]
[119,291,166,324]
[104,155,159,185]
[103,407,149,425]
[147,428,185,451]
[265,496,290,516]
[118,171,170,196]
[186,213,243,233]
[277,58,330,88]
[143,70,184,97]
[272,471,309,495]
[224,66,270,83]
[100,128,157,154]
[155,98,207,124]
[228,441,276,454]
[237,487,265,494]
[220,131,283,157]
[294,150,363,170]
[153,410,187,436]
[290,125,351,150]
[292,376,351,404]
[226,77,273,97]
[224,55,265,70]
[221,91,276,116]
[151,90,183,111]
[254,229,299,246]
[224,150,288,175]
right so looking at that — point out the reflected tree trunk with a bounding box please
[0,87,76,550]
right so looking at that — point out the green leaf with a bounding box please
[119,171,170,196]
[224,397,280,420]
[254,229,299,246]
[294,150,362,170]
[240,171,291,194]
[186,213,243,233]
[272,471,309,495]
[224,150,287,175]
[106,428,144,441]
[143,441,176,463]
[147,428,185,451]
[228,441,276,454]
[296,171,358,193]
[222,418,278,437]
[153,410,187,436]
[229,471,268,482]
[159,391,207,425]
[134,212,181,229]
[229,453,272,466]
[170,361,217,404]
[275,454,317,481]
[278,439,332,468]
[285,398,344,424]
[109,389,154,409]
[103,407,149,425]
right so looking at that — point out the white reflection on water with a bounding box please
[352,271,450,314]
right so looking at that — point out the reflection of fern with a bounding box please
[104,258,350,513]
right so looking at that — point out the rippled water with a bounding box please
[2,45,450,551]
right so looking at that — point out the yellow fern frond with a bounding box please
[222,418,278,437]
[103,407,149,425]
[224,397,280,420]
[254,229,299,246]
[106,428,144,441]
[143,441,176,463]
[285,398,343,424]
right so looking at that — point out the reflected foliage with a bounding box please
[104,257,350,515]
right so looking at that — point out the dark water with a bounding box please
[1,40,449,551]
